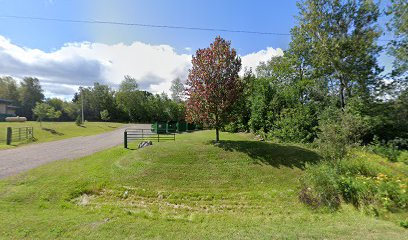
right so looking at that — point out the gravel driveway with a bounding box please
[0,124,151,179]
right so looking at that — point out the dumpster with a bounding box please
[176,121,187,132]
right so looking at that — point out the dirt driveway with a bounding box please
[0,124,150,179]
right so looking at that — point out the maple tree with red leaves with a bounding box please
[185,36,242,142]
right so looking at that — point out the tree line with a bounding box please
[185,0,407,152]
[0,75,185,124]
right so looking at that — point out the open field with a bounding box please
[0,121,124,149]
[0,130,406,239]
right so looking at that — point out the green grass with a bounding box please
[0,131,406,239]
[0,121,124,149]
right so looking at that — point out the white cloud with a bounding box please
[240,47,284,75]
[0,35,282,99]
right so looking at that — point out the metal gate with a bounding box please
[124,128,175,148]
[5,126,34,145]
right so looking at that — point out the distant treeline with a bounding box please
[0,75,185,123]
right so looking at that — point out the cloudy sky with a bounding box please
[0,36,283,98]
[0,0,393,99]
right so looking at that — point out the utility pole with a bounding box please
[81,87,84,124]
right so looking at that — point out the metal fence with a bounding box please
[124,128,175,148]
[151,121,200,133]
[5,127,34,145]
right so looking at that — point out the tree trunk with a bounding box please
[340,81,346,110]
[215,112,220,142]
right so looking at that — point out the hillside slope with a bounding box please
[0,131,406,239]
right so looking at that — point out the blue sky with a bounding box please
[0,0,395,98]
[0,0,297,53]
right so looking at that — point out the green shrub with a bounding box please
[400,219,408,228]
[389,138,408,150]
[75,116,82,126]
[316,108,368,160]
[223,121,248,133]
[370,144,400,162]
[300,157,408,214]
[397,151,408,165]
[337,155,386,177]
[338,175,376,208]
[299,162,341,210]
[316,121,349,160]
[338,174,408,212]
[375,175,408,211]
[271,107,318,143]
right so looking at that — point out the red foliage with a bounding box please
[185,36,242,139]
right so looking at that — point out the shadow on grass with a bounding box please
[215,140,321,169]
[42,128,64,136]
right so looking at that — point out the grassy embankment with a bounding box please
[0,121,124,149]
[0,130,406,239]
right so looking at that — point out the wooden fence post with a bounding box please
[124,131,128,149]
[6,127,12,145]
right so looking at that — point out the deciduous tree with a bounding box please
[170,77,185,103]
[185,36,242,142]
[100,109,110,121]
[18,77,45,119]
[294,0,382,108]
[386,0,408,79]
[33,102,62,128]
[0,76,19,104]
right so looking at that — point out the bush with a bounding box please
[271,107,318,143]
[337,155,386,177]
[316,108,368,160]
[100,109,110,122]
[400,219,408,229]
[223,120,248,133]
[316,121,349,160]
[398,151,408,165]
[375,175,407,211]
[300,157,408,214]
[299,162,341,210]
[369,143,400,162]
[389,138,408,150]
[338,175,376,208]
[75,116,82,126]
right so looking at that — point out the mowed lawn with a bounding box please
[0,131,406,239]
[0,121,124,149]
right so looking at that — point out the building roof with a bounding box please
[0,98,13,104]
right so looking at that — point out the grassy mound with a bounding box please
[0,131,406,239]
